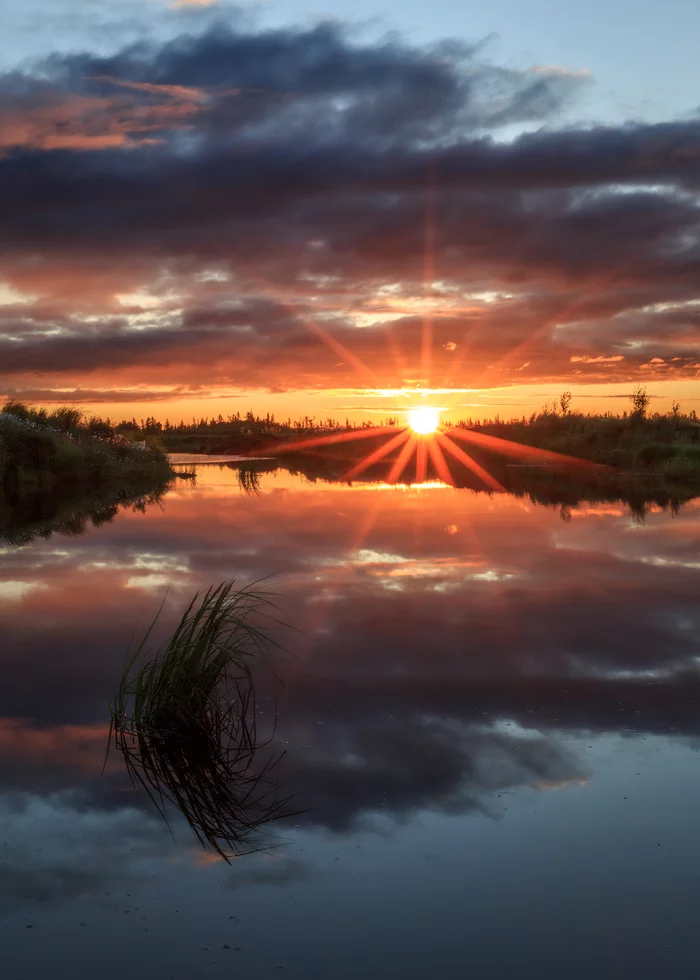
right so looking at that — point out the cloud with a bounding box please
[0,17,697,401]
[0,385,204,404]
[532,65,592,78]
[570,355,625,363]
[0,73,212,152]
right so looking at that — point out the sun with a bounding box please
[408,406,441,435]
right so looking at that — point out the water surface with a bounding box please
[2,463,700,979]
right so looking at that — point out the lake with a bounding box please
[2,460,700,979]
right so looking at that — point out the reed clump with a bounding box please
[109,581,290,860]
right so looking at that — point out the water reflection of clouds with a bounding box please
[0,793,169,907]
[0,580,48,602]
[1,471,700,835]
[280,716,588,831]
[0,785,318,918]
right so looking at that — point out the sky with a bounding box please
[1,0,700,424]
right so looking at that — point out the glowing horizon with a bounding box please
[8,378,700,430]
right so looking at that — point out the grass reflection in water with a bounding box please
[108,581,293,861]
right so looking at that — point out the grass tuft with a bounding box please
[108,581,293,860]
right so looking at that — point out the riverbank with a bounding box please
[458,411,700,479]
[0,402,175,497]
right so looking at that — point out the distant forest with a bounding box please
[114,410,400,438]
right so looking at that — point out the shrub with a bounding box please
[49,406,83,432]
[630,384,650,419]
[1,400,33,422]
[87,416,114,439]
[664,454,699,480]
[635,442,677,467]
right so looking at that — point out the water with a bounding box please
[2,461,700,979]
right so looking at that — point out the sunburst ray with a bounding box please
[447,427,603,468]
[475,260,633,384]
[259,425,401,456]
[421,169,436,387]
[235,259,381,387]
[345,428,411,480]
[436,432,506,492]
[300,492,387,653]
[388,434,418,483]
[415,438,428,483]
[426,437,455,486]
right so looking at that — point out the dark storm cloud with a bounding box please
[48,22,584,142]
[0,302,288,374]
[0,17,699,391]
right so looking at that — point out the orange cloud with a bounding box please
[570,355,625,363]
[0,82,206,153]
[92,75,212,104]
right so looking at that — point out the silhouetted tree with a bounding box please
[630,384,650,419]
